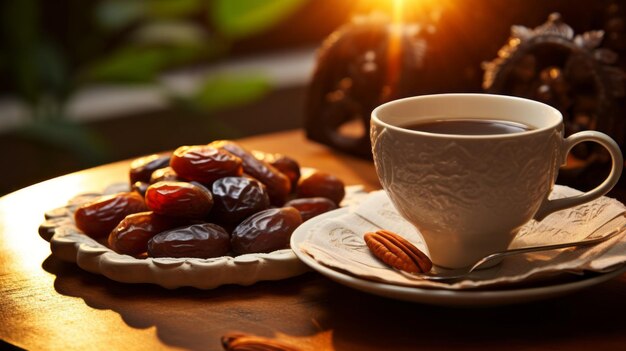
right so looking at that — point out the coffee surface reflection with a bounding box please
[403,119,533,135]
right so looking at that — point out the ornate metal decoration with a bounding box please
[304,13,426,158]
[483,13,625,164]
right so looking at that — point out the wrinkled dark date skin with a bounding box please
[74,192,147,238]
[211,140,291,206]
[148,223,230,258]
[108,211,183,255]
[170,145,243,184]
[284,197,337,221]
[129,153,171,184]
[253,151,301,191]
[296,171,345,205]
[145,181,213,218]
[211,176,270,223]
[150,166,179,183]
[231,207,302,254]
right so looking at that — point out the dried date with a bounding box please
[150,166,179,183]
[129,153,171,184]
[296,171,345,205]
[252,151,301,191]
[284,197,337,221]
[211,176,270,224]
[211,141,291,206]
[131,181,149,197]
[74,192,147,238]
[147,223,231,258]
[170,145,243,184]
[231,207,302,254]
[145,181,213,218]
[108,211,183,256]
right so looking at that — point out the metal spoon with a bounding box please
[400,226,625,283]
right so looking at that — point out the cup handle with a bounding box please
[534,130,624,221]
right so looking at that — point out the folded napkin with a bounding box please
[299,185,626,290]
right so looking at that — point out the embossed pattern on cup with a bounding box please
[372,122,562,268]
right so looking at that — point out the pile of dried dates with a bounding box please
[73,140,345,259]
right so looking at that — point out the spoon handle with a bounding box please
[470,226,626,273]
[401,225,626,282]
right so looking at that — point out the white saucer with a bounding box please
[290,207,626,306]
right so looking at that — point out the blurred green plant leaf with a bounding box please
[17,119,108,164]
[210,0,306,39]
[130,21,207,46]
[83,47,169,82]
[96,0,143,30]
[37,41,71,101]
[188,73,271,111]
[83,45,205,83]
[97,0,204,29]
[146,0,205,18]
[2,0,39,104]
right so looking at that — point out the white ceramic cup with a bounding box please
[371,93,623,269]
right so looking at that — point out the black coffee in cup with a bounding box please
[403,119,533,135]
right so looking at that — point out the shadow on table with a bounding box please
[42,255,626,351]
[42,255,325,350]
[315,278,626,350]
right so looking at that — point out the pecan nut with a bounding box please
[221,332,301,351]
[364,230,432,273]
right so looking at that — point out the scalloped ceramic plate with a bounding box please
[40,182,365,289]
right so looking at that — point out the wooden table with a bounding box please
[2,129,626,351]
